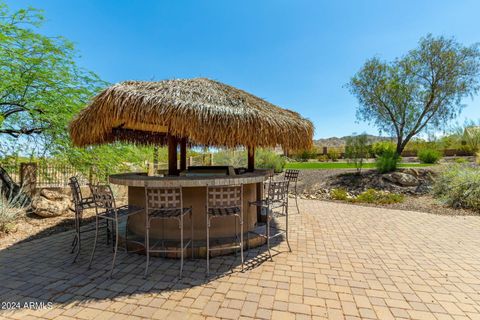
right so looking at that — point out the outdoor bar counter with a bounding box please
[109,169,271,242]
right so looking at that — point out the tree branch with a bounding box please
[373,92,401,138]
[0,127,47,137]
[1,107,25,118]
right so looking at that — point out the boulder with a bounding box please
[402,168,419,177]
[32,196,70,218]
[40,189,67,201]
[383,172,419,187]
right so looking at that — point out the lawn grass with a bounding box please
[285,162,434,170]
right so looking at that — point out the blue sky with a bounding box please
[6,0,480,139]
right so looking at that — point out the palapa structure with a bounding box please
[69,78,313,175]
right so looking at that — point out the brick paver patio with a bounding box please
[1,199,480,319]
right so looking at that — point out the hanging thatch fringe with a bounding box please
[69,78,314,150]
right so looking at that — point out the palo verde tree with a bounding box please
[0,3,104,152]
[0,3,104,199]
[348,35,480,155]
[345,133,370,174]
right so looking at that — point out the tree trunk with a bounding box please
[0,166,31,207]
[396,139,404,156]
[396,136,414,157]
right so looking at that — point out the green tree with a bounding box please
[460,120,480,152]
[0,3,104,150]
[348,35,480,155]
[345,133,370,173]
[0,3,105,199]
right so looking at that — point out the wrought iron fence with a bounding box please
[36,163,89,187]
[0,162,90,188]
[1,154,215,189]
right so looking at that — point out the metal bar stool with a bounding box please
[144,187,193,278]
[249,180,291,260]
[68,176,110,263]
[88,184,143,278]
[206,185,244,275]
[284,169,300,213]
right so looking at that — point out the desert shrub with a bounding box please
[375,152,399,173]
[213,149,285,172]
[353,189,404,204]
[255,149,286,173]
[372,141,399,173]
[455,157,468,164]
[372,141,396,157]
[327,148,340,162]
[345,133,370,173]
[404,139,443,154]
[317,155,329,162]
[293,148,317,162]
[418,149,442,164]
[0,188,27,234]
[330,188,348,200]
[461,122,480,153]
[433,164,480,211]
[330,188,403,204]
[213,150,247,167]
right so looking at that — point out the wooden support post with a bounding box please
[20,162,37,196]
[180,138,187,171]
[247,146,255,172]
[209,153,213,166]
[168,135,178,176]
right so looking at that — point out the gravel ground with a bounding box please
[294,168,360,194]
[0,209,98,250]
[0,185,129,250]
[294,168,479,216]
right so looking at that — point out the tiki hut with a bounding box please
[69,78,313,175]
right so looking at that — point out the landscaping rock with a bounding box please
[402,168,419,177]
[31,188,73,218]
[383,172,419,187]
[40,189,66,201]
[32,196,70,217]
[294,168,438,200]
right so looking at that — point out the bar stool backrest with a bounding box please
[267,180,289,203]
[90,184,116,212]
[145,187,182,212]
[284,169,300,183]
[68,176,83,207]
[207,185,242,208]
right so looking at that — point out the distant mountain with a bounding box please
[313,135,392,148]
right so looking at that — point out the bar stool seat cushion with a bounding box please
[149,207,192,219]
[208,206,241,216]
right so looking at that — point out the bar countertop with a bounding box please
[109,169,272,187]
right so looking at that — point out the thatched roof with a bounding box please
[69,78,314,150]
